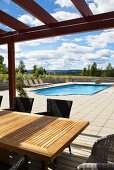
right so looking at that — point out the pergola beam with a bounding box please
[0,29,7,34]
[12,18,114,41]
[0,18,114,45]
[0,10,29,31]
[0,11,114,39]
[71,0,93,17]
[12,0,58,26]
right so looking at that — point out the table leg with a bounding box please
[41,160,48,170]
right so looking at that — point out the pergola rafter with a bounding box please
[0,0,114,107]
[0,10,29,31]
[71,0,93,17]
[12,0,58,26]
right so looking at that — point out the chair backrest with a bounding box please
[23,80,30,87]
[47,99,73,118]
[28,79,34,86]
[0,96,3,106]
[34,79,39,85]
[91,134,114,162]
[38,79,42,84]
[12,97,34,113]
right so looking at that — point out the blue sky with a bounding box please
[0,0,114,70]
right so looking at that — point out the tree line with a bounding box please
[0,55,46,77]
[81,62,114,77]
[15,60,46,77]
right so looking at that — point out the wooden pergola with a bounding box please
[0,0,114,107]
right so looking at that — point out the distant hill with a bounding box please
[46,70,82,75]
[27,69,82,75]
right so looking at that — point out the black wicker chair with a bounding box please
[47,98,73,118]
[77,134,114,170]
[5,97,34,160]
[35,98,73,153]
[0,95,3,106]
[7,97,34,113]
[0,155,28,170]
[36,98,73,117]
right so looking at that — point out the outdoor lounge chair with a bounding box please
[5,97,34,113]
[38,79,52,85]
[77,134,114,170]
[28,79,38,87]
[34,79,51,86]
[23,79,32,87]
[34,79,40,85]
[0,95,3,106]
[0,155,28,170]
[35,98,73,153]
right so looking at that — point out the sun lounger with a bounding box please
[34,79,52,86]
[34,79,40,85]
[38,79,52,85]
[23,79,32,87]
[28,79,38,87]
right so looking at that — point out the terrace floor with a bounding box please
[0,83,114,169]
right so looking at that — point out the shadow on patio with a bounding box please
[11,141,91,170]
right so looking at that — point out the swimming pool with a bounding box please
[33,83,112,96]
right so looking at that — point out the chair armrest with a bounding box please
[77,163,114,170]
[9,156,28,170]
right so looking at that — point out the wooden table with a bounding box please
[0,110,89,170]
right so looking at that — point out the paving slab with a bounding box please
[0,84,114,138]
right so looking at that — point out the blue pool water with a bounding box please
[34,84,112,96]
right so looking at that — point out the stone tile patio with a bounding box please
[0,83,114,143]
[0,84,114,169]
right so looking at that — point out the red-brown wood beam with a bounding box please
[1,11,114,40]
[0,10,29,31]
[1,17,114,45]
[71,0,93,17]
[0,29,7,34]
[12,0,58,26]
[8,42,16,108]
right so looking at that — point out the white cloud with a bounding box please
[18,14,43,26]
[55,0,73,7]
[52,11,80,21]
[86,29,114,48]
[1,28,114,70]
[55,0,114,14]
[58,42,93,53]
[74,38,84,42]
[18,10,80,27]
[89,0,114,14]
[2,39,114,70]
[81,48,113,67]
[17,36,62,47]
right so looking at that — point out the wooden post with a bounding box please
[8,42,16,108]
